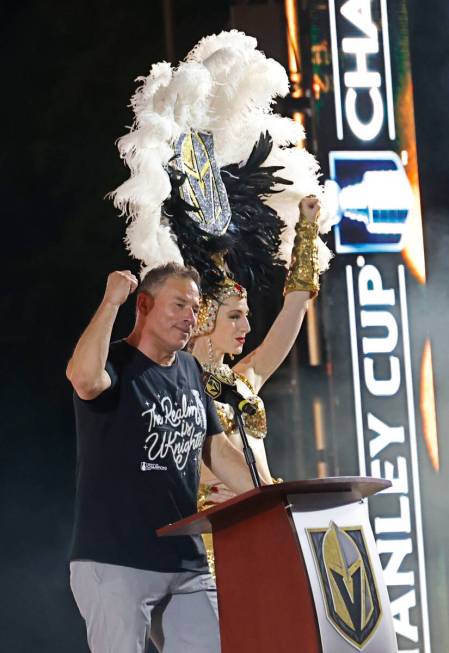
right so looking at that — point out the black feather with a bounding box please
[162,131,290,297]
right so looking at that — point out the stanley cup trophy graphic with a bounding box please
[326,151,413,254]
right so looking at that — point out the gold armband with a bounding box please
[284,212,320,297]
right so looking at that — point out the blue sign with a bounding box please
[328,151,413,254]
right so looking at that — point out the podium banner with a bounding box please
[289,496,398,652]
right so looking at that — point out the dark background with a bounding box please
[1,1,447,651]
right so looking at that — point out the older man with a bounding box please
[66,263,262,653]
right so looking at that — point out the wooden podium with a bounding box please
[158,477,398,653]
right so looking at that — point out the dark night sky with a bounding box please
[1,1,448,651]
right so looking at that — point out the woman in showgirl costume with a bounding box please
[190,193,321,495]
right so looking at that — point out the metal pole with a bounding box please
[162,0,175,62]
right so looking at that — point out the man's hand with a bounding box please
[299,195,320,223]
[66,270,137,400]
[104,270,138,307]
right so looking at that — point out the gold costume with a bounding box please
[284,211,320,297]
[214,373,267,440]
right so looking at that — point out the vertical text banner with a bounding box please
[309,0,430,651]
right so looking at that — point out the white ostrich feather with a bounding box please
[110,29,333,276]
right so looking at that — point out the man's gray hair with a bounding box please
[138,262,201,296]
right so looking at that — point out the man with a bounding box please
[66,263,263,653]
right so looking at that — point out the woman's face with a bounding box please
[210,295,251,356]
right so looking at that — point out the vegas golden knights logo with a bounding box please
[204,375,221,400]
[308,522,382,649]
[173,130,232,235]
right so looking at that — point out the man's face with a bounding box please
[143,276,200,352]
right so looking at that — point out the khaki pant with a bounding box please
[70,561,220,653]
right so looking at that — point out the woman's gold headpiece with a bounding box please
[194,277,247,336]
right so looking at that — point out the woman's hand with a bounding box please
[299,195,320,223]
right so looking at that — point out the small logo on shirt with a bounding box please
[140,462,168,472]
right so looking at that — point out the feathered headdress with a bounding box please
[110,30,332,294]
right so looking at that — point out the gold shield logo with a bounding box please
[308,522,382,649]
[204,375,221,400]
[173,130,232,235]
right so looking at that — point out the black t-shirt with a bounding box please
[70,341,222,572]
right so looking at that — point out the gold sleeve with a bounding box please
[284,212,320,298]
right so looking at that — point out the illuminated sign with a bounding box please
[328,0,395,142]
[290,0,432,648]
[327,0,414,255]
[329,150,413,253]
[345,259,431,652]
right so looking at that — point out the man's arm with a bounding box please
[66,270,138,400]
[202,432,272,495]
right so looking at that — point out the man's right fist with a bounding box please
[104,270,138,307]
